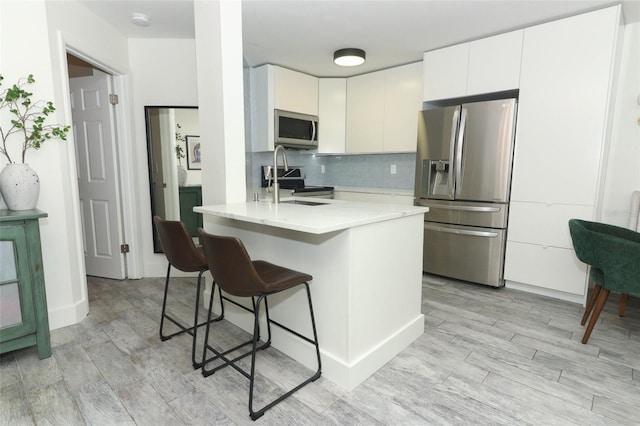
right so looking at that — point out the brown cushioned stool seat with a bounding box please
[197,228,321,421]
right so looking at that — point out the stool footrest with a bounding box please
[201,338,270,379]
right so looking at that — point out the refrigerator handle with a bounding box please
[455,107,468,191]
[448,107,460,198]
[424,224,498,238]
[416,201,501,212]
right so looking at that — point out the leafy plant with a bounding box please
[0,74,70,164]
[175,144,185,160]
[175,123,186,162]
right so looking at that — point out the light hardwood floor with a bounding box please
[1,274,639,425]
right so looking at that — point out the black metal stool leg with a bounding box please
[161,261,224,363]
[248,285,322,420]
[195,279,227,369]
[159,263,173,341]
[248,294,266,420]
[304,283,322,382]
[191,269,206,368]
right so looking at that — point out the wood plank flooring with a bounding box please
[1,274,639,425]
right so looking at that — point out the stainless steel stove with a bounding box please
[261,166,333,198]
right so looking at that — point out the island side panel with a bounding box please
[347,214,425,388]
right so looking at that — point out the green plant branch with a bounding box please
[0,74,70,164]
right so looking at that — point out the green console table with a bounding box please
[179,185,203,237]
[0,209,51,359]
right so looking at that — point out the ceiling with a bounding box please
[78,0,640,77]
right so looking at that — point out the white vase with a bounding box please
[0,164,41,211]
[178,165,187,187]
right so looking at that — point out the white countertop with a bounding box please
[195,198,428,234]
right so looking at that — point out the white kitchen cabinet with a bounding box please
[346,62,422,153]
[422,43,468,101]
[505,6,622,301]
[272,66,319,115]
[504,242,588,298]
[383,62,424,152]
[317,78,347,154]
[422,30,523,101]
[507,202,593,249]
[346,71,386,153]
[251,64,318,151]
[466,30,523,95]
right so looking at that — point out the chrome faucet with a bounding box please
[272,144,288,203]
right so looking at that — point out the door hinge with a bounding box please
[109,94,119,105]
[120,244,129,254]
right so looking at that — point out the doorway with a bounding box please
[67,53,126,280]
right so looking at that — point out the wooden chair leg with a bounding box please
[619,293,629,317]
[581,284,602,326]
[582,288,610,344]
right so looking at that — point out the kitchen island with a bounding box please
[195,198,427,391]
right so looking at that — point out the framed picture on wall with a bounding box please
[186,135,201,170]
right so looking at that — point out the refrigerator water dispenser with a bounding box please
[422,159,451,198]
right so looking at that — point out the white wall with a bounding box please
[127,38,199,277]
[194,1,247,206]
[0,0,131,329]
[602,22,640,227]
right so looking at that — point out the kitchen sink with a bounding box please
[281,200,328,206]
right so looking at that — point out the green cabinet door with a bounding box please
[0,209,51,359]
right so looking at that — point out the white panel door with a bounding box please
[70,70,125,279]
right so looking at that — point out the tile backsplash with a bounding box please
[249,151,416,191]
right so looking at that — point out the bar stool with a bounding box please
[197,228,321,421]
[153,216,224,368]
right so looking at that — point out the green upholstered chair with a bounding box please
[568,219,640,344]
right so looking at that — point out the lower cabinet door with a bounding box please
[0,226,36,343]
[504,241,588,296]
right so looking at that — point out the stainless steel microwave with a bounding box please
[275,109,318,149]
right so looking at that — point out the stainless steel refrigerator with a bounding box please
[414,98,517,287]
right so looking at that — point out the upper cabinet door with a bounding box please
[250,64,319,151]
[383,62,423,152]
[466,30,523,96]
[345,63,423,153]
[318,78,347,154]
[422,30,523,101]
[510,6,621,205]
[422,43,469,102]
[346,71,386,153]
[273,66,319,115]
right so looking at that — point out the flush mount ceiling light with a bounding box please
[333,48,366,67]
[131,12,150,27]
